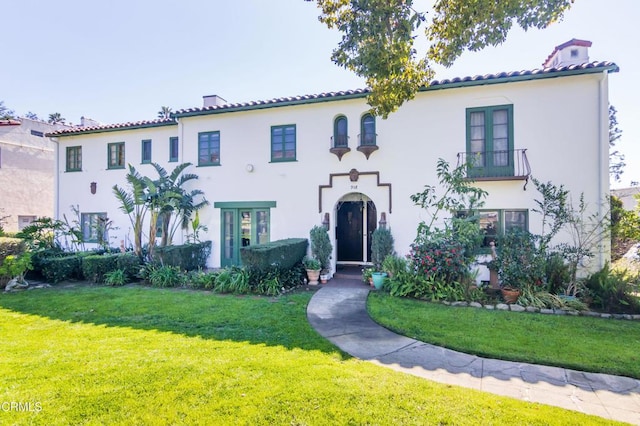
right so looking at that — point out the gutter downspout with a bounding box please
[50,137,60,224]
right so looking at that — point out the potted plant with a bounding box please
[371,271,387,290]
[310,225,333,280]
[303,256,321,285]
[362,267,374,286]
[494,229,545,303]
[371,227,394,272]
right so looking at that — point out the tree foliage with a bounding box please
[309,0,574,117]
[158,106,173,119]
[609,105,625,182]
[48,112,65,124]
[0,101,16,120]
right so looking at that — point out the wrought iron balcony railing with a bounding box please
[456,149,531,181]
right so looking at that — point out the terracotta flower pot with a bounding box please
[501,288,520,304]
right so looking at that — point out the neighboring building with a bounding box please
[0,118,72,232]
[612,187,640,211]
[49,41,617,277]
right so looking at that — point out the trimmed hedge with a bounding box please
[154,241,211,271]
[116,253,141,282]
[82,254,119,283]
[41,255,82,283]
[81,253,142,284]
[240,238,307,271]
[0,237,26,263]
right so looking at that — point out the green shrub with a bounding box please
[584,263,640,313]
[30,247,67,276]
[41,255,82,283]
[187,270,218,290]
[371,228,394,270]
[82,254,119,283]
[382,254,407,277]
[544,252,571,294]
[240,238,307,272]
[104,269,127,286]
[148,265,187,288]
[115,253,141,282]
[0,251,32,288]
[310,226,332,272]
[214,267,250,294]
[154,241,211,271]
[247,263,305,295]
[0,237,26,263]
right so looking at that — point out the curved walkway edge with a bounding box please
[306,283,640,425]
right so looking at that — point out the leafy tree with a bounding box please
[609,105,625,182]
[0,101,15,120]
[24,112,39,121]
[158,106,173,119]
[48,112,65,124]
[309,0,574,117]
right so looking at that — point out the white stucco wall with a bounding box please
[54,70,611,272]
[0,119,66,232]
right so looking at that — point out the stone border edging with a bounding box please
[443,300,640,320]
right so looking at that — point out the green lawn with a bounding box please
[368,292,640,379]
[0,286,623,425]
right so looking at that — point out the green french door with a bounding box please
[220,208,270,267]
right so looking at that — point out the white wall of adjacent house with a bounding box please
[0,119,65,232]
[55,70,609,275]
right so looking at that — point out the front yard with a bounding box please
[0,286,621,425]
[368,292,640,379]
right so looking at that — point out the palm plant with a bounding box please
[48,112,65,124]
[112,165,149,257]
[150,162,209,246]
[157,106,172,119]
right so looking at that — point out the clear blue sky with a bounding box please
[2,0,638,188]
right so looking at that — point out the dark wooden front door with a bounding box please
[337,202,363,261]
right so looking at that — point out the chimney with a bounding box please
[203,95,228,108]
[543,39,592,68]
[80,116,101,127]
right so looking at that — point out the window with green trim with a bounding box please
[198,131,220,166]
[107,142,125,169]
[466,105,514,177]
[81,212,108,243]
[141,139,152,164]
[333,116,348,148]
[360,114,376,146]
[66,146,82,172]
[169,137,179,162]
[271,125,296,161]
[476,209,528,248]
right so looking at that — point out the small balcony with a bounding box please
[357,133,378,159]
[456,149,531,181]
[329,135,350,161]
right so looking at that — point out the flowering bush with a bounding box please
[409,239,470,284]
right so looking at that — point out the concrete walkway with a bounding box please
[306,279,640,425]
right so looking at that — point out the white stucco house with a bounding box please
[48,40,617,275]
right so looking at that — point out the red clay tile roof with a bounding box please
[0,119,22,126]
[48,61,618,136]
[47,118,176,136]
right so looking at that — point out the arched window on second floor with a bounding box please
[360,114,376,146]
[333,116,348,148]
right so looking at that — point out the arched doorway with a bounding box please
[335,193,377,264]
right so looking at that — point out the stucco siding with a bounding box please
[54,70,610,271]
